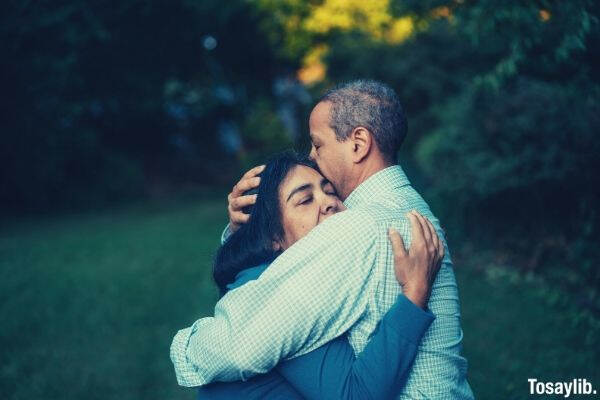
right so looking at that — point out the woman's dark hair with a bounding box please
[213,150,316,295]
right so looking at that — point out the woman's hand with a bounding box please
[227,165,265,232]
[388,211,445,309]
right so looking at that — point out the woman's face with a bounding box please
[277,165,344,250]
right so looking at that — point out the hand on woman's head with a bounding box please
[216,151,344,293]
[227,165,265,232]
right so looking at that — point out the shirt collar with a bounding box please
[343,165,411,209]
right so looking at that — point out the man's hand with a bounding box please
[388,211,445,309]
[227,165,265,232]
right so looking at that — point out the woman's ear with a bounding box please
[272,240,282,251]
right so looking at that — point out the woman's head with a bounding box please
[276,160,341,249]
[213,150,343,294]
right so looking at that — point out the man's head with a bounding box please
[308,80,407,200]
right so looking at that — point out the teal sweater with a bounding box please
[197,264,434,399]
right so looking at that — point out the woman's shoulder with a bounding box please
[226,263,270,291]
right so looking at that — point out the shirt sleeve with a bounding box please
[220,223,232,244]
[276,295,435,400]
[170,209,380,387]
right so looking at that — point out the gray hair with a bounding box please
[319,80,407,162]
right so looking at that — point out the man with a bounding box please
[171,80,473,398]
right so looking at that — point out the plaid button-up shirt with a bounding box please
[171,166,473,399]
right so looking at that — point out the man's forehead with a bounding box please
[309,101,332,139]
[310,101,331,121]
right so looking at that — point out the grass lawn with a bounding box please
[1,198,598,399]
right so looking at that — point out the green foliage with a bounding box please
[411,2,600,305]
[418,79,599,199]
[253,0,315,63]
[240,99,294,168]
[1,0,282,213]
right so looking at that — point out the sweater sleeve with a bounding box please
[275,295,434,400]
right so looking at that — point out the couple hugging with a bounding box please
[171,80,474,399]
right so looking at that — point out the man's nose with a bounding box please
[308,147,316,161]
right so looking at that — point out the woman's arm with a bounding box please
[197,295,433,400]
[197,370,303,400]
[275,294,434,400]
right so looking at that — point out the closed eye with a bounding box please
[322,181,337,197]
[299,196,313,205]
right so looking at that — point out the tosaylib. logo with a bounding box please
[528,378,596,397]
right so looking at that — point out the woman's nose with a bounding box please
[320,196,338,215]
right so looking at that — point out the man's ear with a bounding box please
[349,126,373,163]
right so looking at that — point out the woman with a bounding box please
[200,151,443,399]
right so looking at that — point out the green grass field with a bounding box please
[2,199,598,399]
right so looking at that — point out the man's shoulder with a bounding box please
[351,200,408,228]
[315,208,379,236]
[354,184,435,225]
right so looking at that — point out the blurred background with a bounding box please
[1,0,599,398]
